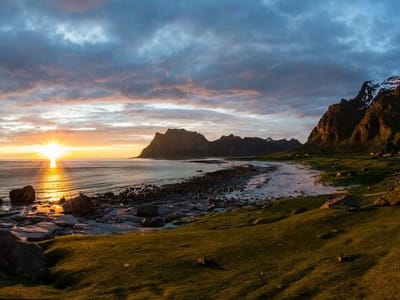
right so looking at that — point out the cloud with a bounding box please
[46,0,108,12]
[0,0,399,157]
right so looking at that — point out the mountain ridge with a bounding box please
[307,75,400,152]
[138,129,302,159]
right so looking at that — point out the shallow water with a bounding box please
[225,161,341,201]
[0,159,227,203]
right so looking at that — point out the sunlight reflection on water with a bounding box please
[40,164,69,202]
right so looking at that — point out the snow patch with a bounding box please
[361,76,400,108]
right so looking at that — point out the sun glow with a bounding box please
[39,142,67,168]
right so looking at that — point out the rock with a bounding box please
[197,256,210,266]
[63,194,93,216]
[13,222,59,241]
[9,185,35,205]
[54,214,78,227]
[337,253,351,263]
[136,205,159,217]
[374,197,391,207]
[0,198,2,204]
[141,217,164,227]
[58,196,66,204]
[73,221,137,235]
[0,222,15,229]
[0,230,46,279]
[320,195,358,209]
[104,208,128,219]
[290,207,309,215]
[164,212,180,223]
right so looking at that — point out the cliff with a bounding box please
[307,76,400,152]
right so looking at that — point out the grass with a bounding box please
[1,154,400,299]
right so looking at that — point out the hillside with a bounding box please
[138,129,302,159]
[307,76,400,152]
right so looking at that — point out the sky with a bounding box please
[0,0,399,159]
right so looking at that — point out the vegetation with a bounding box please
[1,154,400,299]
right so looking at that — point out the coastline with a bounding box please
[0,161,340,241]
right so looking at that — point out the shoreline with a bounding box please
[0,161,341,241]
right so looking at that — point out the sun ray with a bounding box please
[38,142,68,168]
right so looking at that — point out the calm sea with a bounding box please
[0,159,227,202]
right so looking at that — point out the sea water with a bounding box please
[0,159,227,202]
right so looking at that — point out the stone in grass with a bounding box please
[290,207,309,215]
[320,195,358,209]
[337,253,352,263]
[374,197,391,207]
[197,256,210,266]
[0,230,46,280]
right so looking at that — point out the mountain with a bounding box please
[138,129,302,159]
[307,76,400,152]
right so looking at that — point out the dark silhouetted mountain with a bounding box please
[307,76,400,152]
[139,129,302,159]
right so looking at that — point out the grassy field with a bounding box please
[1,155,400,299]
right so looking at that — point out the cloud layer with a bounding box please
[1,0,399,157]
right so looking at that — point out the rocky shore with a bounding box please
[0,164,275,241]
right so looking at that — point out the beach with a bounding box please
[0,160,340,241]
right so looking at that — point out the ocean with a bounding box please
[0,159,228,203]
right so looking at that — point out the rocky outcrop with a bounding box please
[307,76,400,152]
[141,217,164,227]
[320,195,358,209]
[139,129,302,159]
[136,205,159,217]
[62,194,94,216]
[9,185,35,205]
[0,230,46,279]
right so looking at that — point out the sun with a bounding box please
[39,142,67,168]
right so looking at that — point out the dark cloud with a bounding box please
[0,0,399,154]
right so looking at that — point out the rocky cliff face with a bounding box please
[138,129,210,158]
[307,76,400,151]
[139,129,302,159]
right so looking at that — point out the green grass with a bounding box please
[1,155,400,299]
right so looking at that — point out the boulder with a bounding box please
[136,205,159,217]
[13,222,59,241]
[141,217,164,227]
[54,214,78,227]
[320,195,358,209]
[0,230,46,279]
[63,194,93,216]
[9,185,35,205]
[374,197,391,207]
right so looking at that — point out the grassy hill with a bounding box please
[1,155,400,299]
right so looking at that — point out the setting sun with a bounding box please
[39,142,67,168]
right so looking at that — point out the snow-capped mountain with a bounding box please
[360,76,400,107]
[307,76,400,152]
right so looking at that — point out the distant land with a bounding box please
[307,76,400,152]
[138,129,302,159]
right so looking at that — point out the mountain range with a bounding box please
[138,129,302,159]
[307,76,400,152]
